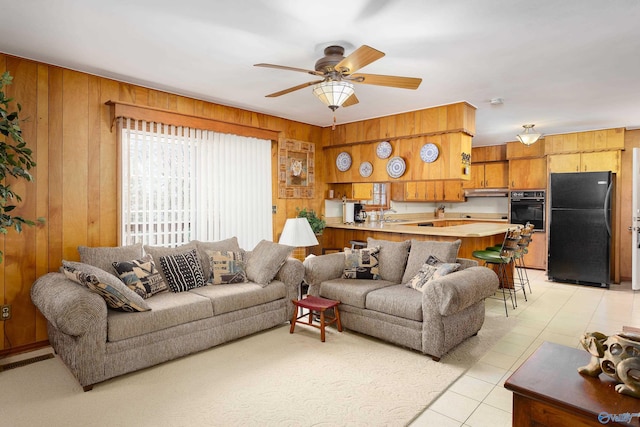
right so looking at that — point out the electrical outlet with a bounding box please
[1,304,11,321]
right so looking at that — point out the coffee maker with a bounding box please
[354,203,367,223]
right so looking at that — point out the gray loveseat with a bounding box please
[303,237,499,360]
[31,238,303,391]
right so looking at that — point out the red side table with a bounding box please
[290,296,342,342]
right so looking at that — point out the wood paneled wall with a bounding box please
[0,53,324,352]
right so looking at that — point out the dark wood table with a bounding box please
[504,341,640,426]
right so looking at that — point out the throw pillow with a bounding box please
[78,243,144,274]
[366,238,410,283]
[406,255,461,292]
[62,261,151,312]
[206,250,248,285]
[245,240,294,286]
[401,239,462,284]
[343,246,381,280]
[194,237,242,282]
[112,254,167,298]
[158,248,207,293]
[144,242,198,286]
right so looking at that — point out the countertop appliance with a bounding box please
[354,203,367,223]
[509,190,545,231]
[548,171,613,287]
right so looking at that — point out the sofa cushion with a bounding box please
[245,240,293,286]
[343,246,381,280]
[112,254,167,298]
[194,237,241,282]
[366,238,410,283]
[206,250,247,285]
[106,291,213,342]
[406,255,461,292]
[144,242,198,286]
[158,248,207,292]
[401,239,462,284]
[78,243,144,274]
[62,261,151,312]
[189,281,286,315]
[365,284,423,322]
[319,278,396,309]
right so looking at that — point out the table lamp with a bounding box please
[279,217,319,260]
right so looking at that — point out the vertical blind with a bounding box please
[118,118,273,250]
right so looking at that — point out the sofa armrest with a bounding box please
[31,272,108,337]
[274,258,305,318]
[303,252,345,286]
[422,266,499,316]
[457,257,479,270]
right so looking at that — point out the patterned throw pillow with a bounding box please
[343,246,381,280]
[62,261,151,312]
[112,254,167,298]
[206,250,248,285]
[158,248,206,292]
[406,255,460,292]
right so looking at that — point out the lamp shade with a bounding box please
[517,124,542,146]
[312,81,355,111]
[278,218,319,247]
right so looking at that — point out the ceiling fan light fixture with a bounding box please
[517,124,542,146]
[312,80,355,111]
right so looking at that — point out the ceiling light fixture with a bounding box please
[312,80,355,111]
[517,124,542,146]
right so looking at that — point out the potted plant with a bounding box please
[296,207,326,235]
[0,71,42,262]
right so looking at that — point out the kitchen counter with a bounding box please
[321,219,516,260]
[327,220,512,237]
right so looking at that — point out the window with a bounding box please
[118,118,273,249]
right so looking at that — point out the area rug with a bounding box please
[0,312,515,427]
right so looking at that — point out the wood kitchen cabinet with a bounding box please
[523,231,546,270]
[463,161,508,189]
[509,158,547,189]
[352,183,373,199]
[391,181,464,202]
[547,151,620,174]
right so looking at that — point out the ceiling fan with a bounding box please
[254,45,422,111]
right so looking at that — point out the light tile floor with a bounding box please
[411,268,638,427]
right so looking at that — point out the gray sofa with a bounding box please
[31,238,304,391]
[303,237,499,361]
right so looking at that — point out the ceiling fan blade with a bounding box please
[265,80,325,98]
[342,93,359,107]
[349,73,422,90]
[335,45,384,74]
[254,63,324,77]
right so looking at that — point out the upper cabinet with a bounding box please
[323,102,475,184]
[548,151,621,174]
[506,140,547,189]
[509,158,547,189]
[391,181,464,202]
[462,145,508,189]
[544,128,624,154]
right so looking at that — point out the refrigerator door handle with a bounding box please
[604,181,613,237]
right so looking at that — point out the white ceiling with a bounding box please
[1,0,639,146]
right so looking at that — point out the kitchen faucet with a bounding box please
[380,208,396,221]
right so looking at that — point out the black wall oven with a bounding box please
[509,190,546,231]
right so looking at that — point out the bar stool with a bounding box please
[514,223,534,294]
[473,228,521,316]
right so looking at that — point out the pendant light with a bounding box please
[517,124,542,146]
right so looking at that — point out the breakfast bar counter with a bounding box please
[321,219,515,260]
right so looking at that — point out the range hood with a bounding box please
[464,188,509,198]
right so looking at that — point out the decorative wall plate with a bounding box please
[420,143,439,163]
[336,151,352,172]
[359,161,373,178]
[386,156,406,178]
[376,141,392,159]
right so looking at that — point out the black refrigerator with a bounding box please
[548,171,613,287]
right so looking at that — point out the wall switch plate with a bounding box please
[1,305,11,321]
[272,205,277,214]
